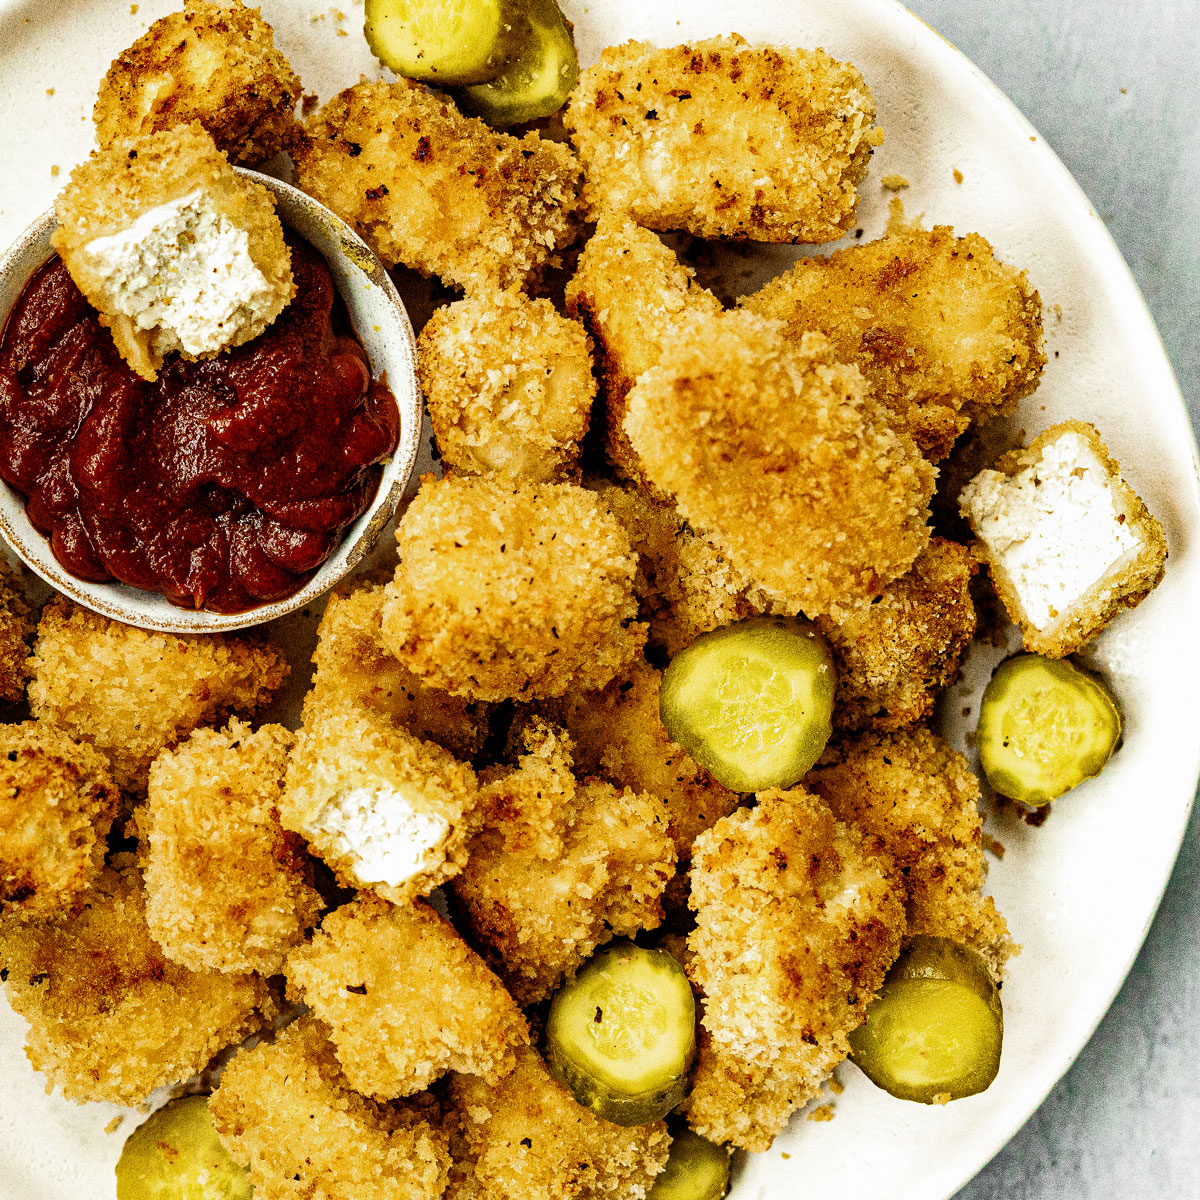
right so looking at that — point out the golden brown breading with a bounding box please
[280,696,481,905]
[684,789,905,1150]
[446,1045,670,1200]
[0,722,120,922]
[93,0,302,165]
[211,1015,451,1200]
[450,719,675,1004]
[296,81,582,293]
[564,36,882,243]
[816,538,978,732]
[0,559,34,704]
[285,896,529,1101]
[624,311,935,618]
[741,223,1046,460]
[380,475,646,702]
[141,719,321,974]
[26,597,288,794]
[565,216,721,490]
[0,861,275,1104]
[807,727,1017,978]
[419,290,595,484]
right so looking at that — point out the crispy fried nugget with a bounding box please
[0,861,275,1104]
[564,36,881,243]
[684,789,905,1150]
[93,0,302,166]
[816,537,978,732]
[380,475,645,702]
[27,597,288,794]
[625,311,935,617]
[446,1045,670,1200]
[742,223,1046,460]
[450,719,675,1004]
[0,722,120,922]
[565,216,721,490]
[808,727,1017,978]
[285,896,529,1100]
[141,719,321,974]
[419,290,595,484]
[211,1015,451,1200]
[0,559,34,704]
[296,81,582,293]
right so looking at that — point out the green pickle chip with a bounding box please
[363,0,517,84]
[648,1127,732,1200]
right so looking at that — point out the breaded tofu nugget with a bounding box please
[280,697,481,905]
[742,223,1046,460]
[211,1015,450,1200]
[27,597,288,794]
[93,0,302,166]
[1,722,120,922]
[450,719,675,1004]
[684,789,905,1150]
[959,421,1167,657]
[0,559,35,704]
[808,727,1016,978]
[53,123,294,380]
[418,290,594,484]
[564,36,881,243]
[446,1045,670,1200]
[380,475,645,701]
[307,575,489,761]
[142,720,322,974]
[565,217,721,490]
[296,82,582,293]
[0,861,275,1104]
[625,310,935,617]
[816,538,978,732]
[285,896,528,1100]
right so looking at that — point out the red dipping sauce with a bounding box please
[0,237,399,613]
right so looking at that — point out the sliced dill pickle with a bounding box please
[115,1096,252,1200]
[545,941,696,1127]
[363,0,517,85]
[659,615,835,793]
[977,653,1122,806]
[849,936,1003,1104]
[455,0,579,126]
[648,1127,732,1200]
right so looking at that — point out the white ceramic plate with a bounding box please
[1,2,1198,1199]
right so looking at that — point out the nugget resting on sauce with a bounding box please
[93,0,302,166]
[27,597,288,794]
[380,475,645,701]
[296,81,582,293]
[0,722,120,922]
[565,36,882,243]
[285,895,529,1101]
[0,559,35,704]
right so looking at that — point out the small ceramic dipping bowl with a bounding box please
[0,172,421,633]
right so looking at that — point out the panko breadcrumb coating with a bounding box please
[741,223,1046,460]
[0,861,275,1104]
[380,475,645,701]
[565,216,721,491]
[211,1015,451,1200]
[808,727,1017,978]
[684,789,905,1150]
[450,719,675,1004]
[565,36,882,243]
[296,81,582,293]
[624,310,935,617]
[27,597,288,794]
[419,290,595,484]
[285,895,529,1100]
[0,722,120,922]
[816,538,978,732]
[141,720,321,975]
[0,559,34,704]
[93,0,302,166]
[446,1045,670,1200]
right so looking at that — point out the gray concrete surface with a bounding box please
[902,4,1200,1195]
